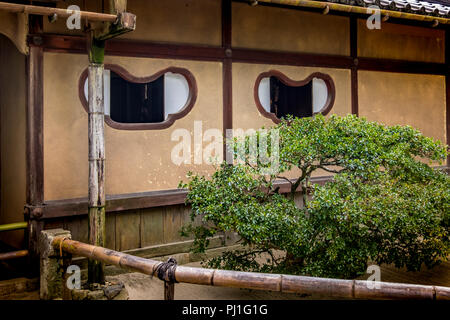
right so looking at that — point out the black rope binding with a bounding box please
[152,257,178,283]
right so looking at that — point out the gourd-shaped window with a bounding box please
[79,65,197,130]
[255,71,335,123]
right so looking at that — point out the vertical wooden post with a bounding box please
[164,281,175,300]
[26,15,45,274]
[350,16,359,117]
[84,0,134,285]
[222,0,233,162]
[87,55,106,285]
[445,27,449,166]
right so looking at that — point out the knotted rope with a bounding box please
[59,237,70,266]
[152,257,178,283]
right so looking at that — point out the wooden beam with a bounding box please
[222,0,233,159]
[27,34,449,76]
[26,45,44,206]
[446,27,450,166]
[350,16,358,116]
[38,176,333,220]
[25,42,44,273]
[357,57,447,75]
[28,34,225,61]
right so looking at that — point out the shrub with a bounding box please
[179,114,449,279]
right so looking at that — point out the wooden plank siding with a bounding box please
[52,204,196,254]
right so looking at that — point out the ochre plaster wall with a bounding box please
[232,2,350,55]
[43,0,222,46]
[358,71,446,144]
[0,35,27,248]
[357,19,445,63]
[44,53,223,201]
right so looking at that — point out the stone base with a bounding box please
[71,280,128,300]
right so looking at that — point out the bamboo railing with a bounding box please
[0,250,28,261]
[52,237,450,300]
[0,222,29,261]
[257,0,450,25]
[0,222,27,232]
[0,2,118,23]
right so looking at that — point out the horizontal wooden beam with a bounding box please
[35,166,449,220]
[28,34,225,61]
[35,176,332,220]
[28,34,448,75]
[39,189,189,219]
[357,57,448,75]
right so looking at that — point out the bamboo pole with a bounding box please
[256,0,450,25]
[53,238,450,300]
[83,0,134,286]
[0,250,29,261]
[0,222,27,232]
[87,63,106,284]
[0,2,117,23]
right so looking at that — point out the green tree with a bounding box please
[180,115,449,279]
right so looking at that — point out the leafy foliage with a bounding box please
[179,115,449,279]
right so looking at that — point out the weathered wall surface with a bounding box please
[0,35,27,248]
[357,19,445,63]
[44,0,222,46]
[232,2,350,55]
[358,71,446,144]
[44,53,223,201]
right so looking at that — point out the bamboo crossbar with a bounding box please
[257,0,450,25]
[52,237,450,300]
[0,222,27,232]
[0,2,118,23]
[0,250,28,261]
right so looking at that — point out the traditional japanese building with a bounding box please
[0,0,448,275]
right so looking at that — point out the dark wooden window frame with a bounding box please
[78,64,198,130]
[254,70,335,123]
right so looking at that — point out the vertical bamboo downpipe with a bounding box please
[87,63,106,284]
